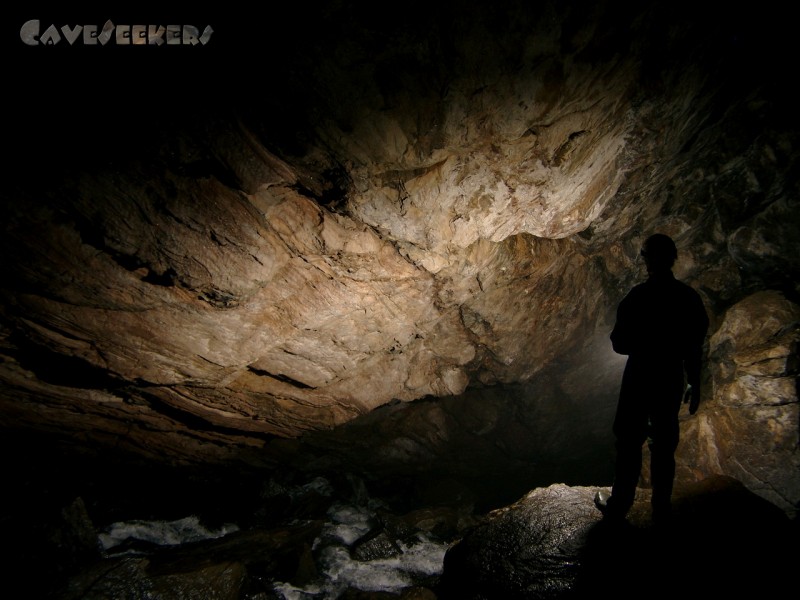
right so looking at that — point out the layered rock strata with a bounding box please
[1,0,798,518]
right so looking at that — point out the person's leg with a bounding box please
[648,419,678,517]
[604,399,648,519]
[608,434,645,516]
[648,388,682,520]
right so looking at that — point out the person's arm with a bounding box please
[610,295,633,355]
[683,349,702,415]
[683,293,709,414]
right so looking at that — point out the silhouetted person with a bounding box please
[596,234,709,522]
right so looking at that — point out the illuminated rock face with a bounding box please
[1,1,798,513]
[678,291,800,515]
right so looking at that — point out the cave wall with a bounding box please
[678,292,800,515]
[2,1,798,515]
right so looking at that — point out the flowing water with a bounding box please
[99,514,240,554]
[94,475,451,598]
[273,499,449,598]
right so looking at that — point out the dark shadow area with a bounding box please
[0,431,323,599]
[572,477,797,598]
[283,382,618,514]
[438,476,798,599]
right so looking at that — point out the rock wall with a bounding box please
[678,291,800,516]
[2,1,798,515]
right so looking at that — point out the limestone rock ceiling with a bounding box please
[2,0,798,504]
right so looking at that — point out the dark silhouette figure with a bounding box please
[596,234,709,522]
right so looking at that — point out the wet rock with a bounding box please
[1,492,101,598]
[352,530,403,562]
[60,557,246,600]
[339,589,438,600]
[59,521,323,600]
[251,475,336,529]
[439,484,598,599]
[388,506,480,543]
[438,477,797,599]
[55,497,101,572]
[60,557,161,600]
[290,543,319,587]
[399,589,439,600]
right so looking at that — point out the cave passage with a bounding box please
[2,1,799,598]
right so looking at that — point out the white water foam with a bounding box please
[317,502,376,547]
[98,515,239,552]
[274,502,449,599]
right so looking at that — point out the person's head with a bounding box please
[640,233,677,273]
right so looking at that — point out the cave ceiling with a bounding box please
[2,0,797,469]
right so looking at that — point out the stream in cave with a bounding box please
[0,365,622,599]
[1,383,620,598]
[95,475,451,598]
[2,435,485,598]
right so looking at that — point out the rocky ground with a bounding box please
[441,476,798,599]
[3,440,795,599]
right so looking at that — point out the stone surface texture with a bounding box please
[2,0,798,517]
[439,477,797,599]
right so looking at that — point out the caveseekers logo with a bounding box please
[20,19,214,46]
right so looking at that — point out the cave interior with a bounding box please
[2,1,799,598]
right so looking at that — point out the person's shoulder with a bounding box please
[628,279,651,293]
[673,278,702,297]
[620,281,648,301]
